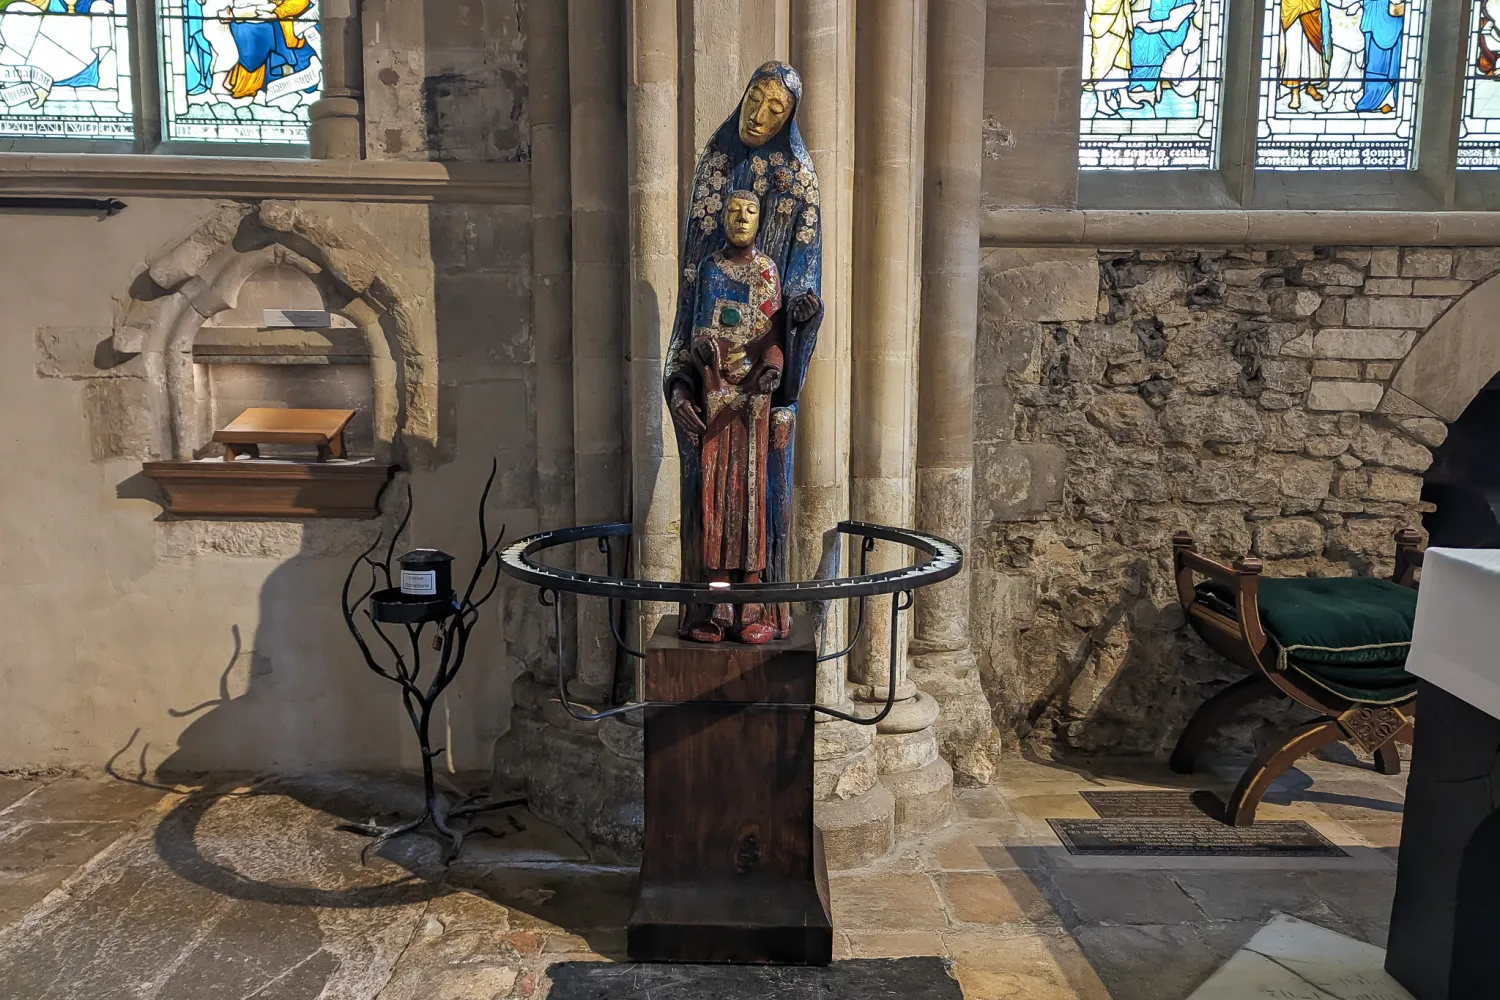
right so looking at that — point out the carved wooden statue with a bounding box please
[664,61,824,644]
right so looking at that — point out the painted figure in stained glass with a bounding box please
[1479,0,1500,76]
[0,0,128,130]
[1080,0,1224,168]
[1279,0,1331,110]
[161,0,319,142]
[1127,0,1199,107]
[1085,0,1133,111]
[1459,0,1500,166]
[1356,3,1406,113]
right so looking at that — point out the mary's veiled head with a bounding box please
[737,62,803,148]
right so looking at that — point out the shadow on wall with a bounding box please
[150,515,410,781]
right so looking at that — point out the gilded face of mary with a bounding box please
[738,77,792,148]
[724,193,761,248]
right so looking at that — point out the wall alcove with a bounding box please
[130,207,409,519]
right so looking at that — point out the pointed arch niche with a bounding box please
[127,205,409,518]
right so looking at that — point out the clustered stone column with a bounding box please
[911,0,1001,787]
[791,0,895,868]
[627,0,682,648]
[507,0,1003,862]
[530,0,576,675]
[569,0,630,704]
[850,0,955,838]
[308,0,364,159]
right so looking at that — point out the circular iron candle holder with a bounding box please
[498,520,962,727]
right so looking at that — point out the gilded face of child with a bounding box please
[724,194,761,247]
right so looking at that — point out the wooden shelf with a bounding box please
[142,459,397,519]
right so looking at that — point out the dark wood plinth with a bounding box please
[627,616,833,966]
[1387,680,1500,999]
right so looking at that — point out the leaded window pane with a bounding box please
[0,0,133,140]
[158,0,320,144]
[1080,0,1229,169]
[1255,0,1428,169]
[1459,0,1500,168]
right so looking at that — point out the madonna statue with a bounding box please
[664,61,824,644]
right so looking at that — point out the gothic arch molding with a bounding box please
[1386,271,1500,423]
[115,204,432,465]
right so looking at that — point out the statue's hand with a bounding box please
[771,408,794,450]
[669,384,706,440]
[789,291,822,324]
[757,366,782,394]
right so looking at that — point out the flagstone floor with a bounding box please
[0,749,1408,999]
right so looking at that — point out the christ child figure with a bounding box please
[667,189,786,644]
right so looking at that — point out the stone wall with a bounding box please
[972,245,1500,754]
[0,3,537,776]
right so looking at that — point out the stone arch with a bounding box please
[1386,272,1500,422]
[115,204,423,465]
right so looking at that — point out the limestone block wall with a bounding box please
[972,245,1500,753]
[0,0,538,777]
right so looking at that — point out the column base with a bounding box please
[909,647,1002,787]
[876,728,955,840]
[815,780,896,870]
[309,96,364,160]
[494,679,644,862]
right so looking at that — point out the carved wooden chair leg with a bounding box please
[1170,674,1278,775]
[1224,718,1344,827]
[1374,741,1403,776]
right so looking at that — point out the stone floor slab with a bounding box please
[2,776,166,823]
[1050,870,1207,926]
[1185,914,1413,1000]
[938,871,1061,926]
[545,958,963,998]
[828,872,948,932]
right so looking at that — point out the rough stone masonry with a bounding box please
[971,245,1500,756]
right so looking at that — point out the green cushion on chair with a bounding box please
[1194,576,1418,705]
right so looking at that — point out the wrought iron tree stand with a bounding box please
[340,461,523,862]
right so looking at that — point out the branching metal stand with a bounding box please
[340,460,524,863]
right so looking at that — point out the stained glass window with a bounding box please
[1079,0,1228,169]
[0,0,133,140]
[1459,0,1500,168]
[1256,0,1428,169]
[159,0,320,144]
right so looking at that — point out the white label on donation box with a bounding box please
[400,570,438,596]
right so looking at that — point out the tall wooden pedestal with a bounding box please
[627,616,834,965]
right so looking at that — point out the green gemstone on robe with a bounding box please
[721,306,742,326]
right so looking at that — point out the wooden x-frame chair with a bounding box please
[1168,527,1423,826]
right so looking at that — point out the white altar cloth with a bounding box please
[1405,546,1500,722]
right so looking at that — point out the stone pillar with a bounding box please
[911,0,1000,787]
[627,0,680,645]
[790,0,894,869]
[850,0,954,839]
[569,0,630,702]
[308,0,364,159]
[532,0,576,665]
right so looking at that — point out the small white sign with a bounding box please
[264,309,332,329]
[400,570,438,597]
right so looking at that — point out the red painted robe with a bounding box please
[688,246,783,574]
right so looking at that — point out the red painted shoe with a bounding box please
[737,622,776,645]
[685,620,725,643]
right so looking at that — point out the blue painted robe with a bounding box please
[1354,3,1404,112]
[1128,0,1194,89]
[664,61,823,638]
